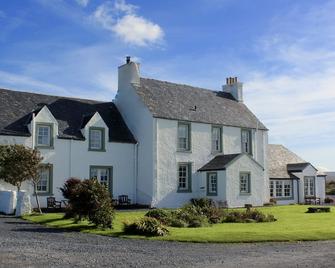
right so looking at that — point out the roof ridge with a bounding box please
[0,87,107,104]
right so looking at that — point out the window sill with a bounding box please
[88,148,106,152]
[177,189,192,193]
[176,150,192,153]
[34,192,54,196]
[35,146,54,150]
[272,197,294,200]
[239,192,251,196]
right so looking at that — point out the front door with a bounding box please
[90,166,113,194]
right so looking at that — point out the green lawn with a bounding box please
[23,205,335,243]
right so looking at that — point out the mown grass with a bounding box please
[23,205,335,243]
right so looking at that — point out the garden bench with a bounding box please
[305,197,321,205]
[47,197,62,210]
[306,207,331,213]
[118,195,131,206]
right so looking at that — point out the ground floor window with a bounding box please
[90,166,112,191]
[270,180,293,198]
[207,172,218,196]
[37,165,52,194]
[177,163,192,192]
[240,172,251,194]
[304,176,315,196]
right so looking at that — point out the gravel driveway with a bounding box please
[1,215,335,268]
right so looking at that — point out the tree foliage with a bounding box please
[0,145,43,190]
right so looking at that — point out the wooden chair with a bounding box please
[47,197,62,210]
[118,195,131,206]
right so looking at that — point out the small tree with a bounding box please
[0,145,43,213]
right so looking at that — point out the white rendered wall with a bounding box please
[292,165,318,203]
[0,129,135,208]
[115,62,155,205]
[155,118,267,208]
[225,154,265,207]
[316,176,326,201]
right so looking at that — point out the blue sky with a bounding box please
[0,0,334,170]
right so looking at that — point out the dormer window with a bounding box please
[89,127,105,151]
[241,129,252,155]
[36,124,53,148]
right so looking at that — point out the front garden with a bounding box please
[24,205,335,243]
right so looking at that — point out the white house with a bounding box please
[0,57,326,209]
[267,144,326,205]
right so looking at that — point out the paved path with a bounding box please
[1,215,335,267]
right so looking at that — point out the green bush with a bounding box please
[190,198,215,208]
[223,209,276,223]
[325,197,334,204]
[169,218,188,227]
[145,209,171,224]
[60,178,114,228]
[123,217,169,236]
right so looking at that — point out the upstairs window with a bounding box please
[178,122,191,151]
[211,126,222,153]
[241,129,252,155]
[177,163,192,192]
[89,127,105,151]
[36,124,52,148]
[240,172,251,194]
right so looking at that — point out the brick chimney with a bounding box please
[222,77,243,102]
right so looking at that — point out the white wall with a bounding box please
[225,154,266,207]
[115,62,155,205]
[316,176,326,201]
[0,131,136,208]
[155,118,267,208]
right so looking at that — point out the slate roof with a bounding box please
[0,88,136,143]
[134,78,267,130]
[198,154,241,171]
[267,144,309,179]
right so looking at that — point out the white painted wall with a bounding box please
[155,118,267,208]
[316,176,326,202]
[115,62,155,206]
[225,154,266,207]
[0,116,136,208]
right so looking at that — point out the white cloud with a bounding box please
[75,0,89,7]
[91,0,164,46]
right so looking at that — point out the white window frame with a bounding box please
[177,122,191,151]
[240,172,251,194]
[36,124,52,147]
[36,166,52,194]
[90,167,111,188]
[270,180,293,199]
[304,176,315,197]
[177,163,191,192]
[207,172,218,196]
[241,129,252,155]
[211,126,222,153]
[89,128,104,151]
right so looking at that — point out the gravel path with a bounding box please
[1,215,335,267]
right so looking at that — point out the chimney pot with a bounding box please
[126,56,131,64]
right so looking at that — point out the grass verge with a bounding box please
[23,205,335,243]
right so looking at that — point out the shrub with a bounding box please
[169,218,188,227]
[145,209,171,224]
[269,198,277,205]
[60,177,81,200]
[324,197,334,204]
[223,209,276,223]
[174,205,209,227]
[124,217,169,236]
[60,178,114,228]
[201,206,226,224]
[190,198,215,209]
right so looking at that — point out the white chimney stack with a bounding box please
[222,77,243,102]
[118,56,141,89]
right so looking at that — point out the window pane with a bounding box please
[240,173,250,193]
[270,181,274,197]
[275,181,282,197]
[178,123,189,150]
[284,181,292,197]
[212,127,221,152]
[37,167,49,192]
[208,173,217,193]
[37,125,51,146]
[178,164,189,190]
[241,130,251,154]
[90,129,102,149]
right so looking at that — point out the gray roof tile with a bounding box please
[0,88,136,143]
[198,154,241,171]
[134,78,267,130]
